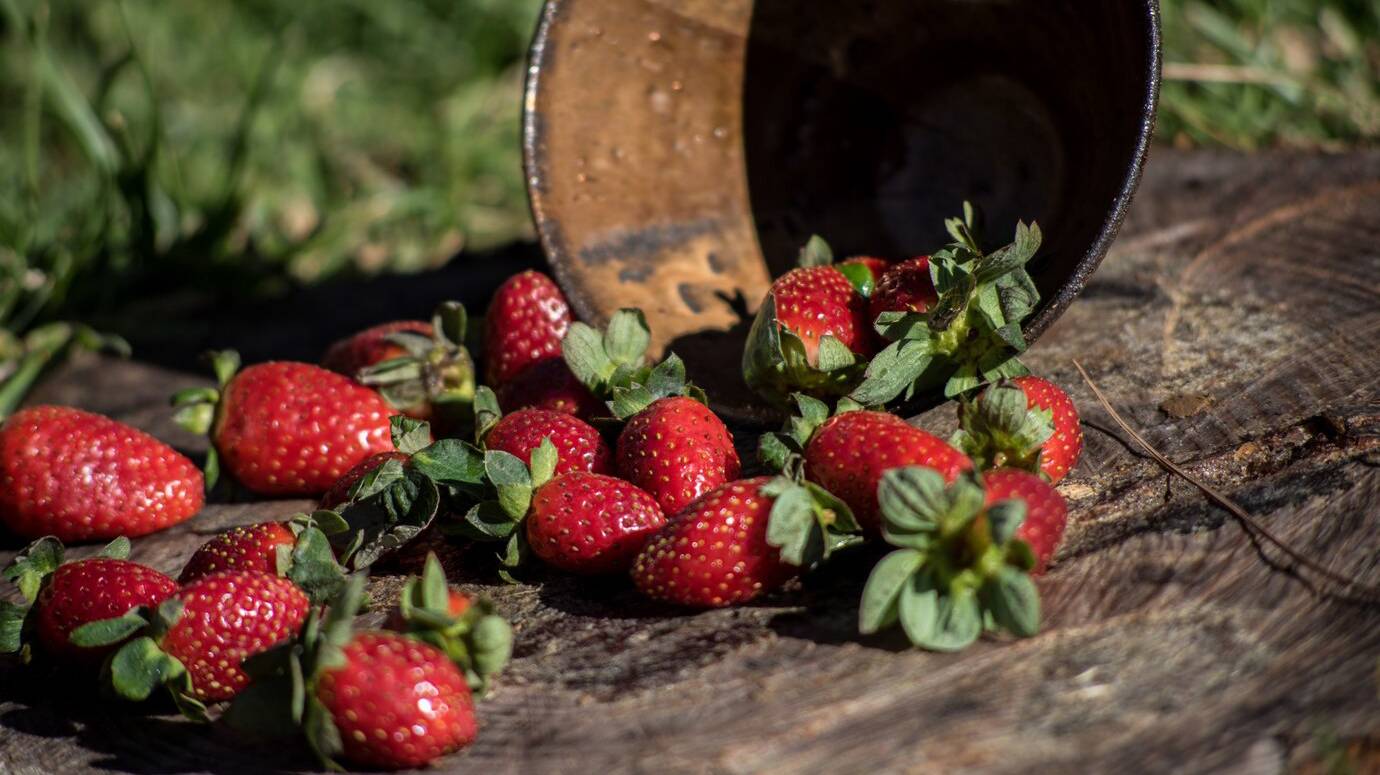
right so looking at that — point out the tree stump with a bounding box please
[3,149,1379,774]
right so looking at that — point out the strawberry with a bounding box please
[335,303,477,435]
[484,407,612,478]
[858,467,1048,652]
[771,266,875,361]
[484,270,572,386]
[173,352,398,497]
[633,477,836,608]
[179,514,349,603]
[869,255,937,321]
[180,522,296,583]
[322,320,433,376]
[496,357,603,420]
[162,571,311,701]
[319,451,412,510]
[850,204,1045,406]
[983,468,1068,573]
[527,472,665,574]
[318,631,477,769]
[616,396,740,516]
[742,236,877,406]
[801,408,971,535]
[385,553,513,694]
[226,577,477,770]
[0,537,176,664]
[950,377,1083,483]
[0,405,203,541]
[74,569,309,715]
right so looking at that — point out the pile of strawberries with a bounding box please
[0,205,1084,770]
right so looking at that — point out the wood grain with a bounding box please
[3,150,1380,774]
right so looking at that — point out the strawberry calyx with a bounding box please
[223,574,370,769]
[357,301,477,434]
[606,352,708,421]
[558,307,708,422]
[858,467,1039,652]
[268,513,352,604]
[757,393,869,477]
[849,205,1043,407]
[760,475,862,568]
[69,594,209,720]
[169,349,243,492]
[742,236,870,409]
[388,553,512,696]
[444,436,560,578]
[949,381,1055,478]
[0,536,127,659]
[328,416,487,571]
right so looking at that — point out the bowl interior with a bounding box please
[524,0,1159,422]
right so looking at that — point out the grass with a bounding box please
[0,0,1375,412]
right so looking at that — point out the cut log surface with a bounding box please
[4,150,1380,774]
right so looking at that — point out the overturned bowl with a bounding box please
[523,0,1160,423]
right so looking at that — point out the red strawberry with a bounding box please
[1008,376,1082,482]
[484,270,572,385]
[485,408,611,478]
[316,631,477,770]
[869,255,937,321]
[616,396,741,515]
[951,376,1083,484]
[631,477,797,608]
[174,354,399,497]
[742,236,876,406]
[497,357,604,420]
[179,522,296,584]
[36,558,178,663]
[771,265,875,363]
[984,468,1068,573]
[322,320,433,376]
[162,571,310,701]
[319,451,411,510]
[0,406,203,541]
[804,410,971,534]
[527,472,665,574]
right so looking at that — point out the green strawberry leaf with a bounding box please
[97,536,132,560]
[848,339,933,407]
[303,694,345,768]
[528,438,559,490]
[798,234,834,268]
[898,571,941,647]
[286,526,348,605]
[985,499,1028,547]
[108,636,186,702]
[485,450,533,521]
[455,501,520,542]
[3,536,64,603]
[473,385,502,442]
[389,416,433,455]
[981,566,1040,638]
[467,609,514,694]
[434,301,468,348]
[815,335,857,372]
[337,472,440,569]
[915,588,983,652]
[859,548,924,635]
[411,438,487,487]
[763,480,817,567]
[69,608,150,648]
[836,262,876,297]
[603,308,651,368]
[563,322,615,389]
[0,600,29,654]
[350,458,407,502]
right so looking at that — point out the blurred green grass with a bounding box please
[0,0,1375,412]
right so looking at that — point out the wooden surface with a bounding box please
[3,149,1380,774]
